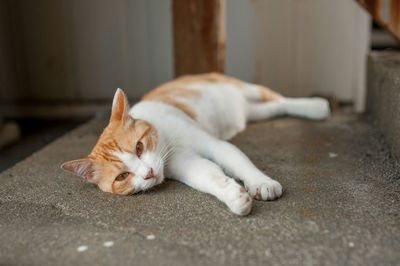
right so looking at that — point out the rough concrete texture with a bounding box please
[0,111,399,266]
[367,50,400,160]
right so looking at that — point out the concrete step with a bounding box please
[0,112,399,266]
[367,51,400,161]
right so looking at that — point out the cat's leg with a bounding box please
[167,150,252,216]
[193,135,283,201]
[241,83,330,121]
[248,98,330,121]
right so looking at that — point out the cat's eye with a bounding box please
[115,172,130,182]
[136,141,144,157]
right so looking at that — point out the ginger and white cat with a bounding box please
[61,73,330,216]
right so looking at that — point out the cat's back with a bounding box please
[140,73,248,139]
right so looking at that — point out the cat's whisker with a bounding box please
[161,145,179,161]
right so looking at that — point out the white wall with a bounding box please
[65,0,173,100]
[226,0,371,111]
[0,0,370,111]
[0,0,173,102]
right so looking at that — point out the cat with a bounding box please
[61,73,330,216]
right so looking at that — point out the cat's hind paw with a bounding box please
[246,179,283,201]
[284,97,330,120]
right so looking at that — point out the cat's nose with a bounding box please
[144,168,154,180]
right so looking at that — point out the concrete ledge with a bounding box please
[0,113,399,265]
[367,51,400,160]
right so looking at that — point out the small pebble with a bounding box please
[329,152,338,158]
[103,241,114,247]
[77,245,88,252]
[146,234,156,240]
[348,242,355,248]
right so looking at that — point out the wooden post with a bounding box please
[356,0,400,42]
[172,0,225,77]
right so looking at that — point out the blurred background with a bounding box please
[0,0,398,170]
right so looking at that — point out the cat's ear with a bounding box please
[110,88,129,123]
[61,158,94,180]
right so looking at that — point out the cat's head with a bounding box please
[61,89,165,195]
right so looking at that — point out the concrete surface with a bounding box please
[0,111,399,266]
[367,50,400,160]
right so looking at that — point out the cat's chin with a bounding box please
[149,174,165,186]
[154,174,166,187]
[133,174,165,193]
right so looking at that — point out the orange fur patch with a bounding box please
[142,85,200,119]
[257,85,283,101]
[142,72,256,120]
[179,72,282,101]
[173,72,244,88]
[174,72,282,102]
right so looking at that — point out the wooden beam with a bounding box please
[172,0,225,77]
[356,0,400,42]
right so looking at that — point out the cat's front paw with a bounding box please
[225,186,253,216]
[246,179,283,201]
